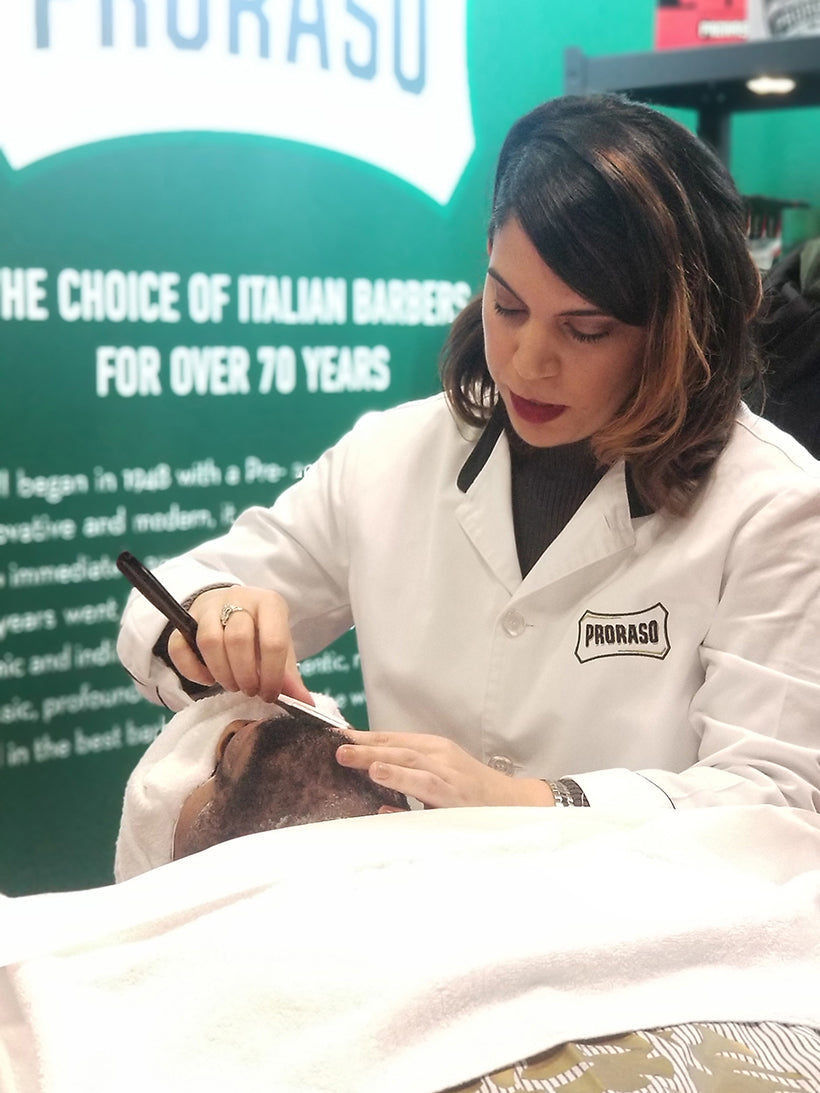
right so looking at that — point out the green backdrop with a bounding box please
[2,0,818,895]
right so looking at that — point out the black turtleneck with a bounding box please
[507,427,605,577]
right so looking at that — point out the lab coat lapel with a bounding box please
[455,429,522,595]
[456,432,639,595]
[522,462,638,591]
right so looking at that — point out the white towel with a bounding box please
[114,690,345,881]
[3,805,820,1093]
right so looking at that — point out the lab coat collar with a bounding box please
[456,403,652,521]
[456,403,506,494]
[455,406,653,594]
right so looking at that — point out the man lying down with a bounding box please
[113,690,406,880]
[2,694,820,1093]
[172,702,408,864]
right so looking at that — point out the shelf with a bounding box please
[564,35,820,162]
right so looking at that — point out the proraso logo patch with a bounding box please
[575,603,670,663]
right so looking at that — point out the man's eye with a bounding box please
[216,730,237,763]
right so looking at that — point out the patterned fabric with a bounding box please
[445,1021,820,1093]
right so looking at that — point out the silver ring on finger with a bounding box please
[220,602,247,629]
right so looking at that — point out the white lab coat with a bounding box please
[118,394,820,814]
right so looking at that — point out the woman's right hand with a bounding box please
[166,586,312,704]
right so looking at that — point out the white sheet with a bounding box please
[3,805,820,1093]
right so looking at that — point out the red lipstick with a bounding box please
[509,391,566,425]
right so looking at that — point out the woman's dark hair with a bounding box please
[176,713,407,859]
[440,93,762,514]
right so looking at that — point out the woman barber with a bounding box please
[118,94,820,814]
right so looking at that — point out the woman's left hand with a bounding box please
[336,730,554,808]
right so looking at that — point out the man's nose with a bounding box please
[216,719,253,761]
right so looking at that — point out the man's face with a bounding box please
[173,717,268,859]
[172,712,408,860]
